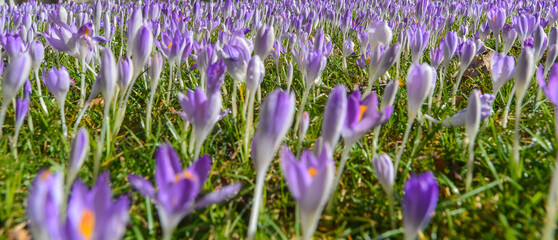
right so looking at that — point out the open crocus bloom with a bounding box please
[442,92,495,127]
[342,90,393,145]
[128,143,241,239]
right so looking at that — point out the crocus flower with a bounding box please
[178,88,225,157]
[442,93,495,127]
[156,29,186,66]
[430,45,444,69]
[304,49,328,87]
[253,24,275,60]
[342,38,355,59]
[0,53,31,137]
[513,14,539,43]
[117,56,134,93]
[27,170,64,240]
[15,97,29,130]
[299,112,310,140]
[342,90,393,146]
[149,52,164,88]
[128,143,241,240]
[216,36,252,83]
[533,26,548,63]
[367,20,392,50]
[381,79,400,111]
[43,66,70,108]
[441,31,459,68]
[403,172,439,240]
[487,9,506,35]
[488,52,515,97]
[65,172,130,240]
[409,25,430,63]
[407,63,434,119]
[29,40,45,72]
[0,33,25,59]
[280,145,334,240]
[131,26,154,76]
[538,63,558,106]
[373,154,395,195]
[206,59,226,95]
[68,128,89,184]
[502,25,517,54]
[320,85,347,151]
[515,46,535,100]
[246,55,265,92]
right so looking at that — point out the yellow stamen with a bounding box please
[84,29,89,36]
[173,173,181,183]
[168,42,173,49]
[178,17,181,21]
[79,209,95,240]
[308,168,317,178]
[358,106,368,122]
[398,78,403,86]
[183,171,195,180]
[309,34,313,38]
[40,170,51,181]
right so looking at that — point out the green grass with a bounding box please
[0,24,556,239]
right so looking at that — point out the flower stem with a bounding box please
[244,90,255,163]
[450,69,465,106]
[394,116,415,178]
[294,87,311,137]
[146,85,156,140]
[465,135,476,192]
[247,170,266,240]
[165,64,174,103]
[34,70,49,116]
[0,100,10,139]
[60,102,67,140]
[542,112,558,240]
[93,102,110,178]
[327,144,352,210]
[502,85,516,128]
[512,93,524,179]
[231,82,238,118]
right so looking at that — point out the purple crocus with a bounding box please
[502,25,517,54]
[320,85,347,151]
[403,172,439,240]
[0,33,25,59]
[373,154,395,195]
[487,9,506,35]
[342,90,393,145]
[43,66,70,108]
[407,63,434,118]
[490,53,515,95]
[253,24,275,60]
[65,172,129,240]
[156,29,186,66]
[15,97,29,131]
[177,88,225,157]
[68,128,89,183]
[128,143,241,240]
[408,25,430,63]
[27,170,64,240]
[280,145,334,240]
[513,13,539,43]
[442,92,494,127]
[131,26,154,76]
[117,56,134,93]
[0,53,31,138]
[29,40,45,72]
[216,36,252,83]
[538,63,558,106]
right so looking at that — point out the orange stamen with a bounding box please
[308,168,317,178]
[358,105,368,122]
[79,210,95,240]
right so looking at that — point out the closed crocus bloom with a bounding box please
[550,27,558,46]
[0,34,25,59]
[29,40,44,71]
[487,8,506,34]
[502,25,518,54]
[343,38,354,58]
[68,128,89,182]
[43,66,70,106]
[368,20,392,50]
[132,26,153,74]
[126,9,143,57]
[96,48,118,103]
[15,97,29,127]
[545,45,558,75]
[407,63,433,118]
[217,36,252,82]
[371,43,400,81]
[27,170,64,240]
[409,25,429,63]
[304,49,327,86]
[2,53,31,103]
[381,79,400,111]
[254,24,275,60]
[533,26,548,62]
[403,172,439,240]
[515,46,535,99]
[459,39,477,72]
[442,31,459,67]
[246,55,265,92]
[65,173,129,240]
[149,52,164,88]
[538,63,558,106]
[513,14,538,42]
[128,143,241,240]
[372,154,394,194]
[342,90,393,145]
[430,45,444,69]
[490,53,515,95]
[252,89,295,172]
[321,85,347,151]
[206,60,226,95]
[465,90,482,139]
[442,92,495,127]
[280,145,334,240]
[118,56,133,91]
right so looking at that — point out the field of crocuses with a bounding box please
[2,0,558,239]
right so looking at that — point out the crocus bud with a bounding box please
[132,26,153,73]
[43,66,70,106]
[24,79,31,99]
[321,85,347,151]
[442,93,494,127]
[27,170,64,240]
[550,27,558,46]
[299,112,309,139]
[459,39,477,73]
[59,6,68,24]
[465,90,482,140]
[149,52,164,88]
[126,9,143,57]
[406,63,433,118]
[546,45,558,74]
[381,79,399,111]
[254,24,275,60]
[206,60,226,95]
[372,154,394,194]
[251,89,295,173]
[409,26,429,63]
[2,53,32,103]
[442,31,458,67]
[490,53,515,95]
[343,38,355,58]
[368,20,392,50]
[246,55,265,92]
[533,26,548,62]
[98,48,118,103]
[304,49,327,86]
[118,56,134,91]
[15,97,29,127]
[403,172,439,240]
[68,128,89,181]
[29,40,44,72]
[515,46,535,100]
[502,25,517,54]
[372,43,400,81]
